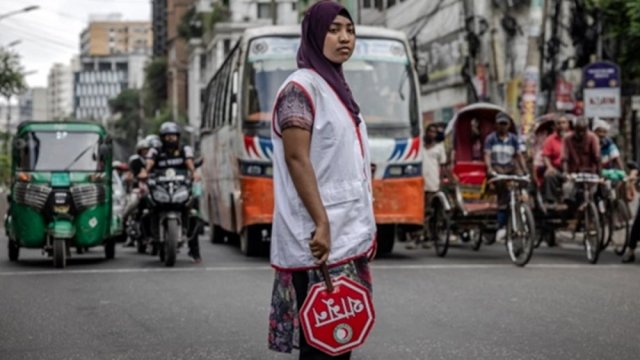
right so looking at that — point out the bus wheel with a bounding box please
[375,225,395,256]
[240,226,263,257]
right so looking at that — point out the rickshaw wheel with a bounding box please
[52,239,66,269]
[164,219,179,267]
[8,239,19,261]
[430,204,450,257]
[104,237,116,260]
[471,230,483,251]
[606,199,630,252]
[506,204,536,267]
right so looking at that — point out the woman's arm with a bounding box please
[282,128,330,264]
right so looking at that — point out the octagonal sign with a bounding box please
[299,275,375,356]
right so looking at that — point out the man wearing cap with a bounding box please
[593,118,623,170]
[484,112,528,241]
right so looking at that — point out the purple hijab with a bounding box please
[297,1,361,123]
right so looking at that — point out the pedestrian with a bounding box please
[407,123,448,249]
[592,118,623,170]
[268,1,376,359]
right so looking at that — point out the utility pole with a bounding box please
[519,0,546,135]
[271,0,278,25]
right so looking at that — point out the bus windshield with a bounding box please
[244,36,418,137]
[16,131,103,172]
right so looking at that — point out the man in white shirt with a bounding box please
[407,123,448,249]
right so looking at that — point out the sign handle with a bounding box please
[320,263,334,293]
[310,231,334,293]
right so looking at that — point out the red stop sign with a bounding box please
[299,275,375,356]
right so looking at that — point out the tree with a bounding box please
[142,57,168,119]
[589,0,640,86]
[0,47,26,100]
[109,89,143,153]
[0,47,26,158]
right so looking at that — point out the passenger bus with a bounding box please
[200,26,423,256]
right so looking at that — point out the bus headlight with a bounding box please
[384,163,422,178]
[240,162,273,177]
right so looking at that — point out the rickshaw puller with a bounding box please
[561,116,601,207]
[541,113,571,205]
[484,112,528,240]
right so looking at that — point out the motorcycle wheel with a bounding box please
[53,239,66,269]
[164,219,179,267]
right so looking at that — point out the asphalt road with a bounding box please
[0,233,639,360]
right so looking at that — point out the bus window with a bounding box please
[242,36,418,138]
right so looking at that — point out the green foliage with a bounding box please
[0,47,26,99]
[588,0,640,83]
[178,7,204,40]
[109,89,143,150]
[142,57,167,118]
[0,153,11,186]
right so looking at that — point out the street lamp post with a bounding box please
[0,5,40,21]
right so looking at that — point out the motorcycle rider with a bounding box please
[122,139,150,247]
[140,122,202,262]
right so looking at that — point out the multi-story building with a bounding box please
[152,0,169,57]
[47,63,74,120]
[80,13,153,56]
[186,0,298,129]
[18,88,50,122]
[73,54,147,123]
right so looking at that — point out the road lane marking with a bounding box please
[0,263,633,276]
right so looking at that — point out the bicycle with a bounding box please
[569,173,603,264]
[487,174,536,267]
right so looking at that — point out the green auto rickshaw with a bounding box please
[5,121,116,268]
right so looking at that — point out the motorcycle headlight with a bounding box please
[172,188,190,203]
[152,188,170,203]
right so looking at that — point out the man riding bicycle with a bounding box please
[484,112,528,242]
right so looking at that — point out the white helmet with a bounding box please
[136,139,150,151]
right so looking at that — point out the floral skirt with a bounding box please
[268,256,372,353]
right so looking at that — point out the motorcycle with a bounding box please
[142,167,202,266]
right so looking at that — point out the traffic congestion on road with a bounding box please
[2,0,640,359]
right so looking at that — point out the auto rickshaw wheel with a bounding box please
[53,239,66,268]
[104,237,116,260]
[8,239,19,261]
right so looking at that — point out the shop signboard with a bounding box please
[583,61,621,118]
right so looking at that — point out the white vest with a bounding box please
[270,69,376,270]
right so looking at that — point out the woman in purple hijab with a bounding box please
[269,1,375,359]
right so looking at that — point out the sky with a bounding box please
[0,0,150,88]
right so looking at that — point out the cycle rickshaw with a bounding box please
[427,103,536,266]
